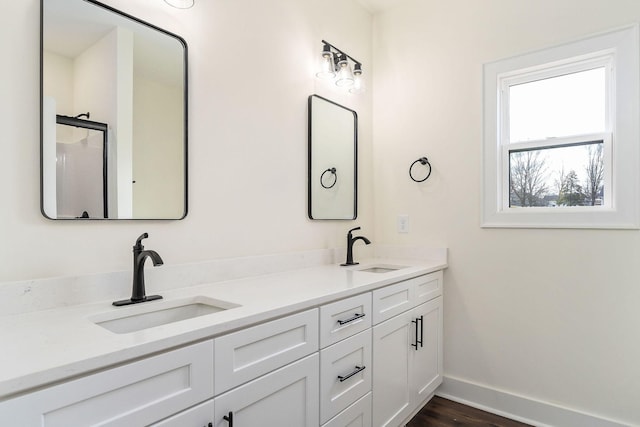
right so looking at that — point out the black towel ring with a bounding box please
[409,157,432,182]
[321,167,337,189]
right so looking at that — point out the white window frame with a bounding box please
[482,24,640,228]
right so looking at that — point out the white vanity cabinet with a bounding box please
[0,340,214,427]
[0,267,444,427]
[371,271,443,427]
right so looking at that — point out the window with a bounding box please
[482,25,640,228]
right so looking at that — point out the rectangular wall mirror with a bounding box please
[308,95,357,220]
[41,0,188,219]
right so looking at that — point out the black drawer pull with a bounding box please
[337,313,365,325]
[338,365,366,382]
[223,411,234,426]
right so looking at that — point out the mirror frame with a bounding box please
[307,94,358,220]
[40,0,189,220]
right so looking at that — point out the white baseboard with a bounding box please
[436,376,635,427]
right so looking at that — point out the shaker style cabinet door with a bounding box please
[372,310,414,427]
[411,297,443,407]
[213,354,319,427]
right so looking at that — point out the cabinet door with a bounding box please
[0,341,214,427]
[372,310,413,427]
[410,297,443,408]
[213,354,319,427]
[151,399,214,427]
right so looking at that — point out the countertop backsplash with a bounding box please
[0,244,445,317]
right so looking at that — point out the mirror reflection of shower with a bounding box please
[55,114,108,219]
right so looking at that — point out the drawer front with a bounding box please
[320,293,371,348]
[151,399,214,427]
[414,271,443,305]
[372,279,415,324]
[320,329,372,423]
[322,392,372,427]
[214,309,319,394]
[0,341,214,427]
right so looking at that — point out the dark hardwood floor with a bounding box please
[406,396,533,427]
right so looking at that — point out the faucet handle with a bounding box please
[134,233,149,250]
[347,226,361,234]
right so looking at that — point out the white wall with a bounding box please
[372,0,640,425]
[0,0,372,281]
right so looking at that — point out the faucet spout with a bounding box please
[113,234,164,306]
[341,227,371,266]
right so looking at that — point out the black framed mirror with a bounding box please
[308,95,357,220]
[41,0,188,219]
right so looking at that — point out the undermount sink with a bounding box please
[91,296,240,334]
[356,264,407,273]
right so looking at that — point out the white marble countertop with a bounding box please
[0,257,446,400]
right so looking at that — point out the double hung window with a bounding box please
[482,25,640,228]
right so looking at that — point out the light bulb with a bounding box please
[164,0,194,9]
[316,44,335,79]
[335,55,354,87]
[349,64,364,94]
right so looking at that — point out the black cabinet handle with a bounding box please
[412,315,424,350]
[223,411,234,426]
[337,313,365,325]
[338,365,366,382]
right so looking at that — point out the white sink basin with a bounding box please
[356,264,407,273]
[91,296,240,334]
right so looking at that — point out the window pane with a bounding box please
[509,141,604,207]
[509,68,605,142]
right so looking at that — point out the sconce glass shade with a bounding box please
[335,55,354,87]
[350,64,365,94]
[164,0,194,8]
[316,44,335,79]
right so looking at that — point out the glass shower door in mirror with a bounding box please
[308,95,357,220]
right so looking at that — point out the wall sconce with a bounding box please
[316,40,364,94]
[164,0,194,9]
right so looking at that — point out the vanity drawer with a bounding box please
[322,392,372,427]
[320,329,372,424]
[372,279,415,324]
[0,340,214,427]
[214,308,319,394]
[320,292,371,348]
[414,271,443,305]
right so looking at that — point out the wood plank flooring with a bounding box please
[406,396,533,427]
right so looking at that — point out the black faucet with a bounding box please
[340,227,371,266]
[113,233,164,306]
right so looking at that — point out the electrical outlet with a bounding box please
[397,214,409,233]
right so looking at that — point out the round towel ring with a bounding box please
[409,157,432,182]
[321,167,337,189]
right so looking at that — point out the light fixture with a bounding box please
[316,40,364,93]
[164,0,194,9]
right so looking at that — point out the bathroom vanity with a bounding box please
[0,257,445,426]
